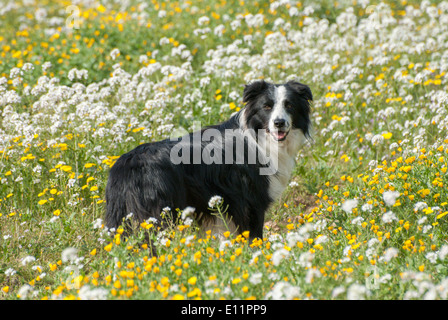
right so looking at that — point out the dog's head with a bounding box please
[241,80,312,143]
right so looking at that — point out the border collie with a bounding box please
[105,80,312,243]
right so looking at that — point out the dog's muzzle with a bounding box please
[268,119,290,141]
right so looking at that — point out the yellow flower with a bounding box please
[113,280,122,289]
[53,209,61,216]
[187,288,201,298]
[104,243,113,252]
[382,132,393,139]
[97,4,106,12]
[437,212,448,219]
[60,165,72,172]
[188,276,197,286]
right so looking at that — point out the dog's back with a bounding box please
[105,120,270,237]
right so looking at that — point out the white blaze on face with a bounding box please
[269,85,291,140]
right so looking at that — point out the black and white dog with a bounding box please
[105,80,312,242]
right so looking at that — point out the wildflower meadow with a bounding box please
[1,0,448,301]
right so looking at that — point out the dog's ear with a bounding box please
[243,80,268,103]
[286,81,313,102]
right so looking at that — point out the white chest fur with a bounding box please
[267,129,306,201]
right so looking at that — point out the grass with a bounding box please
[1,0,448,300]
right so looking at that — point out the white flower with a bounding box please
[286,232,304,247]
[35,8,47,22]
[42,61,52,72]
[417,216,427,225]
[18,284,33,300]
[382,247,399,262]
[249,272,263,285]
[265,281,301,300]
[438,245,448,260]
[219,240,232,252]
[426,252,438,264]
[414,202,428,212]
[371,134,384,145]
[184,217,193,226]
[332,286,345,298]
[361,203,373,212]
[389,142,399,149]
[347,283,370,300]
[351,216,364,226]
[298,251,314,268]
[22,63,34,71]
[315,235,328,245]
[21,255,36,266]
[272,248,290,266]
[61,247,78,263]
[342,199,358,213]
[110,48,120,60]
[249,251,262,265]
[146,217,158,224]
[78,285,108,300]
[198,16,210,26]
[159,237,170,246]
[383,190,400,206]
[5,268,16,277]
[181,206,195,220]
[184,235,195,245]
[125,212,134,220]
[288,181,299,188]
[305,268,321,284]
[368,238,380,247]
[93,218,103,229]
[208,195,223,208]
[139,55,148,64]
[382,210,398,223]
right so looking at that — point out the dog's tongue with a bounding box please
[272,131,286,140]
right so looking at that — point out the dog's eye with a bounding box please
[264,105,272,110]
[286,104,293,109]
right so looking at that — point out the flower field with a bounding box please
[1,0,448,300]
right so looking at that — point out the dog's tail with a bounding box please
[104,156,162,256]
[104,155,153,231]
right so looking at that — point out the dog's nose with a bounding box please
[274,119,286,128]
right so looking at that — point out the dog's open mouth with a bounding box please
[267,129,289,141]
